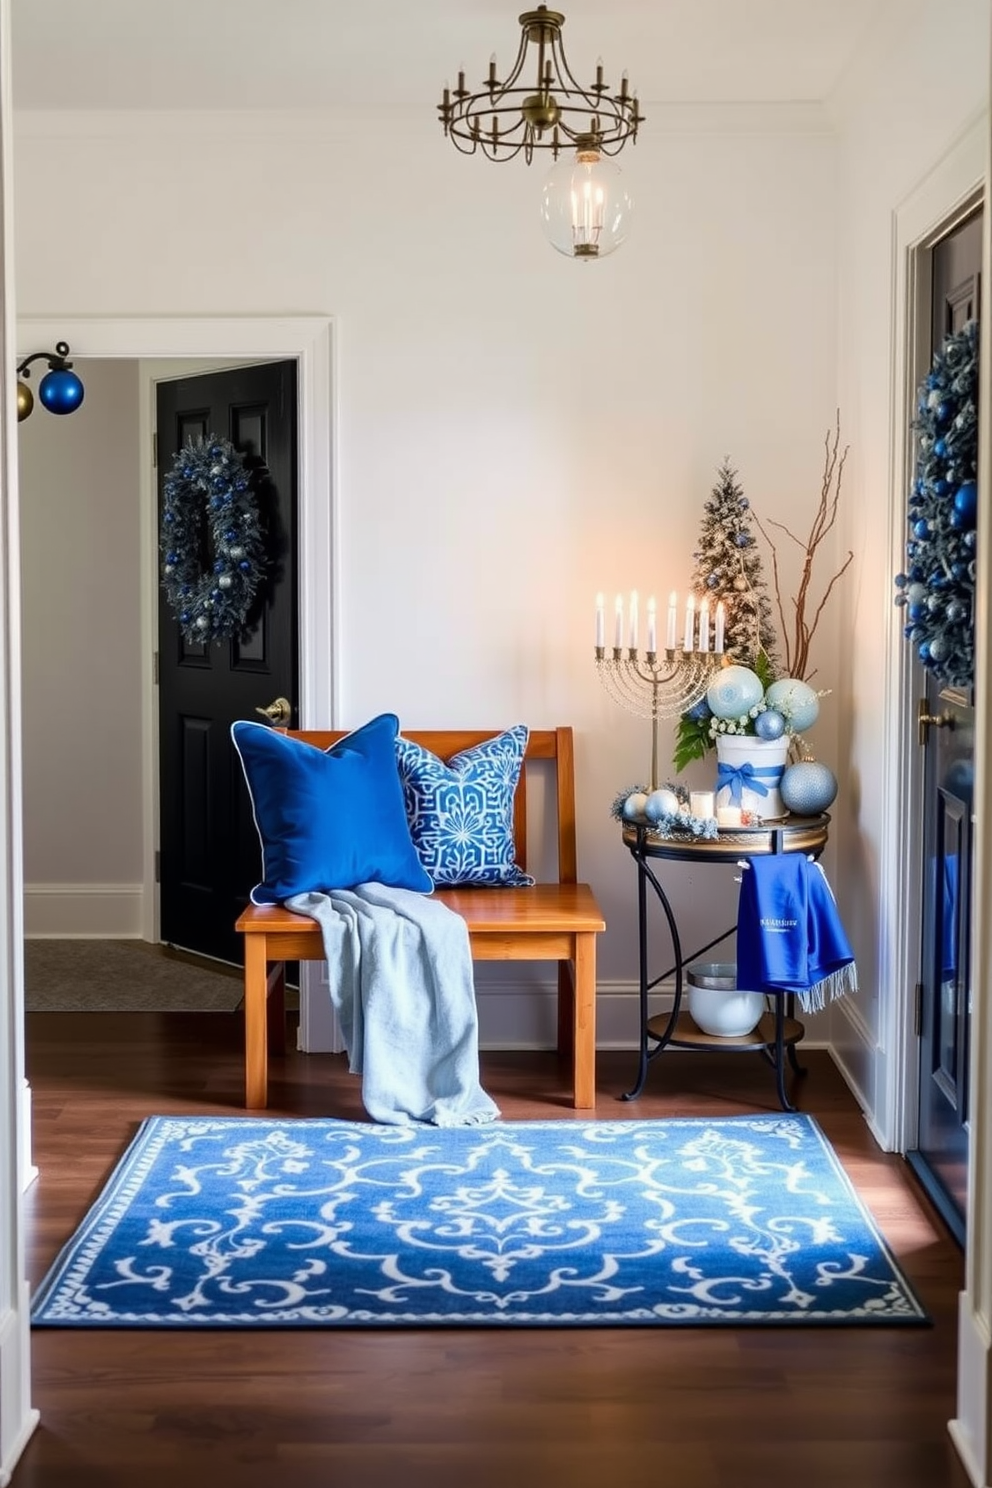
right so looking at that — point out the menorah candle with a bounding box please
[646,596,657,652]
[715,600,725,654]
[690,790,715,819]
[698,598,710,652]
[614,594,624,649]
[682,594,695,652]
[666,591,677,649]
[595,593,605,648]
[628,591,638,649]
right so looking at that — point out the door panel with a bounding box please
[906,209,980,1245]
[157,360,298,966]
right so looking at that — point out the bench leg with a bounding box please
[572,933,596,1109]
[244,934,269,1110]
[556,960,574,1063]
[267,962,286,1057]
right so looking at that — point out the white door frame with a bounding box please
[15,314,342,1047]
[879,126,985,1155]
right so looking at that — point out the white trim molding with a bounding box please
[0,0,39,1475]
[23,882,142,938]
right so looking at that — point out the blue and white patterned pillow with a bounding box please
[395,726,535,887]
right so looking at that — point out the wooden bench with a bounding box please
[234,726,606,1111]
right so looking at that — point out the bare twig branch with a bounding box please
[752,411,852,680]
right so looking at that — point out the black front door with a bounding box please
[157,360,298,965]
[906,208,981,1245]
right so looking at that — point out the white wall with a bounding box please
[17,358,143,934]
[11,106,844,1037]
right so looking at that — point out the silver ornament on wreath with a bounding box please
[160,435,266,645]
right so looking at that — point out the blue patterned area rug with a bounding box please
[31,1114,928,1328]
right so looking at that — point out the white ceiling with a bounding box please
[11,0,889,112]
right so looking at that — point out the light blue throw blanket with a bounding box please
[286,883,500,1128]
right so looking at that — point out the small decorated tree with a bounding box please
[689,459,779,669]
[674,460,779,770]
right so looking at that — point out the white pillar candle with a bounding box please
[698,598,710,653]
[690,790,715,819]
[614,594,624,649]
[646,596,657,653]
[717,805,742,828]
[682,594,695,652]
[628,590,638,650]
[715,600,725,654]
[666,591,678,650]
[595,593,605,648]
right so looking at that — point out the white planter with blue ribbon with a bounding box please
[715,734,790,821]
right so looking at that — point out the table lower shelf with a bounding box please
[646,1009,805,1051]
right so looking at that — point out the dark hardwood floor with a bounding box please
[15,1012,970,1488]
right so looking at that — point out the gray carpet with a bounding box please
[23,939,244,1012]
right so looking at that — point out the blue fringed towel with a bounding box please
[736,854,858,1013]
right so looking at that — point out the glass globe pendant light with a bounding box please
[540,135,632,260]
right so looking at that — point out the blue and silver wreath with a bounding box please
[160,435,266,645]
[894,319,978,689]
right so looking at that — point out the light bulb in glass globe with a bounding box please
[540,138,632,261]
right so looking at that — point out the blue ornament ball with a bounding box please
[754,708,786,741]
[764,678,820,733]
[780,760,837,816]
[954,480,977,525]
[38,367,85,415]
[706,665,764,720]
[623,792,649,820]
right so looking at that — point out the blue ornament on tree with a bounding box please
[780,759,837,816]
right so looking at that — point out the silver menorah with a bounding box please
[594,644,722,790]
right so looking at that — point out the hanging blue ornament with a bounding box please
[38,366,85,415]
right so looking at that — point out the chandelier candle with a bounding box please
[594,591,724,790]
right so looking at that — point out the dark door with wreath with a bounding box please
[906,208,981,1246]
[157,360,298,966]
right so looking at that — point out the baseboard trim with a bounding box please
[24,884,143,939]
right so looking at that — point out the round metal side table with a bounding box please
[621,814,831,1111]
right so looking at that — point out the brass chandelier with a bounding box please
[438,6,642,260]
[438,5,643,164]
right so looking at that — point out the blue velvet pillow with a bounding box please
[394,726,535,887]
[231,713,433,904]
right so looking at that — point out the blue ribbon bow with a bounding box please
[716,760,781,805]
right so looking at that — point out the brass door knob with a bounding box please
[255,696,292,726]
[918,697,954,746]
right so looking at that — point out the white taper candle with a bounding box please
[666,591,677,649]
[682,594,695,652]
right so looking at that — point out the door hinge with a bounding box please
[154,850,161,884]
[152,431,158,469]
[914,981,923,1036]
[153,650,159,685]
